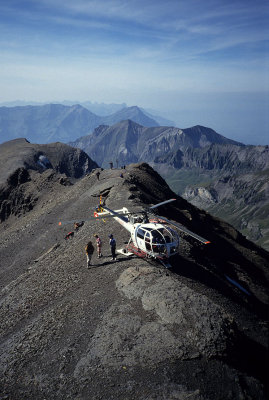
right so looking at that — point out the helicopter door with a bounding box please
[145,231,151,251]
[136,227,146,250]
[151,230,166,254]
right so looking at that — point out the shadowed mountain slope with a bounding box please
[0,138,98,222]
[0,160,268,399]
[155,142,269,172]
[0,138,98,184]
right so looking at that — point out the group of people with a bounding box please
[85,234,117,268]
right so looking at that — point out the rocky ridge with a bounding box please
[0,138,97,222]
[0,161,268,399]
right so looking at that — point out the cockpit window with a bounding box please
[136,225,179,256]
[152,231,164,244]
[145,232,151,242]
[137,228,145,239]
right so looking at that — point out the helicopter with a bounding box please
[93,198,211,268]
[59,197,210,268]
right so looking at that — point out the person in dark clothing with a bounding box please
[109,234,117,260]
[96,171,100,180]
[85,241,94,268]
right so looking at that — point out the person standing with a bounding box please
[95,234,102,258]
[109,234,117,260]
[85,241,94,268]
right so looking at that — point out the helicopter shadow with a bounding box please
[89,256,133,269]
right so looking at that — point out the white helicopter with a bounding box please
[93,198,211,268]
[59,197,210,268]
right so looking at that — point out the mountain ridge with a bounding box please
[0,100,175,125]
[0,158,268,399]
[69,119,243,168]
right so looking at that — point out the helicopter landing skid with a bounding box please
[159,260,172,269]
[126,243,172,268]
[126,243,148,259]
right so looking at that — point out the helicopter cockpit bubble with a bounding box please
[134,224,179,257]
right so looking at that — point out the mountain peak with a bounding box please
[127,105,142,112]
[183,125,244,147]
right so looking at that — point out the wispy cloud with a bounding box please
[1,0,268,60]
[0,0,268,104]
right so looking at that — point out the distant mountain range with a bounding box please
[1,103,268,249]
[69,120,243,167]
[69,120,269,250]
[0,103,174,144]
[0,100,127,115]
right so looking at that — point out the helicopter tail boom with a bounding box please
[95,206,133,232]
[94,207,129,217]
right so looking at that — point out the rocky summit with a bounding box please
[0,159,268,399]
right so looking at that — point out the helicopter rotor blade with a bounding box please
[149,198,176,210]
[58,212,131,226]
[155,215,211,244]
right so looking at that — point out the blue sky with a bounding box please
[0,0,268,144]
